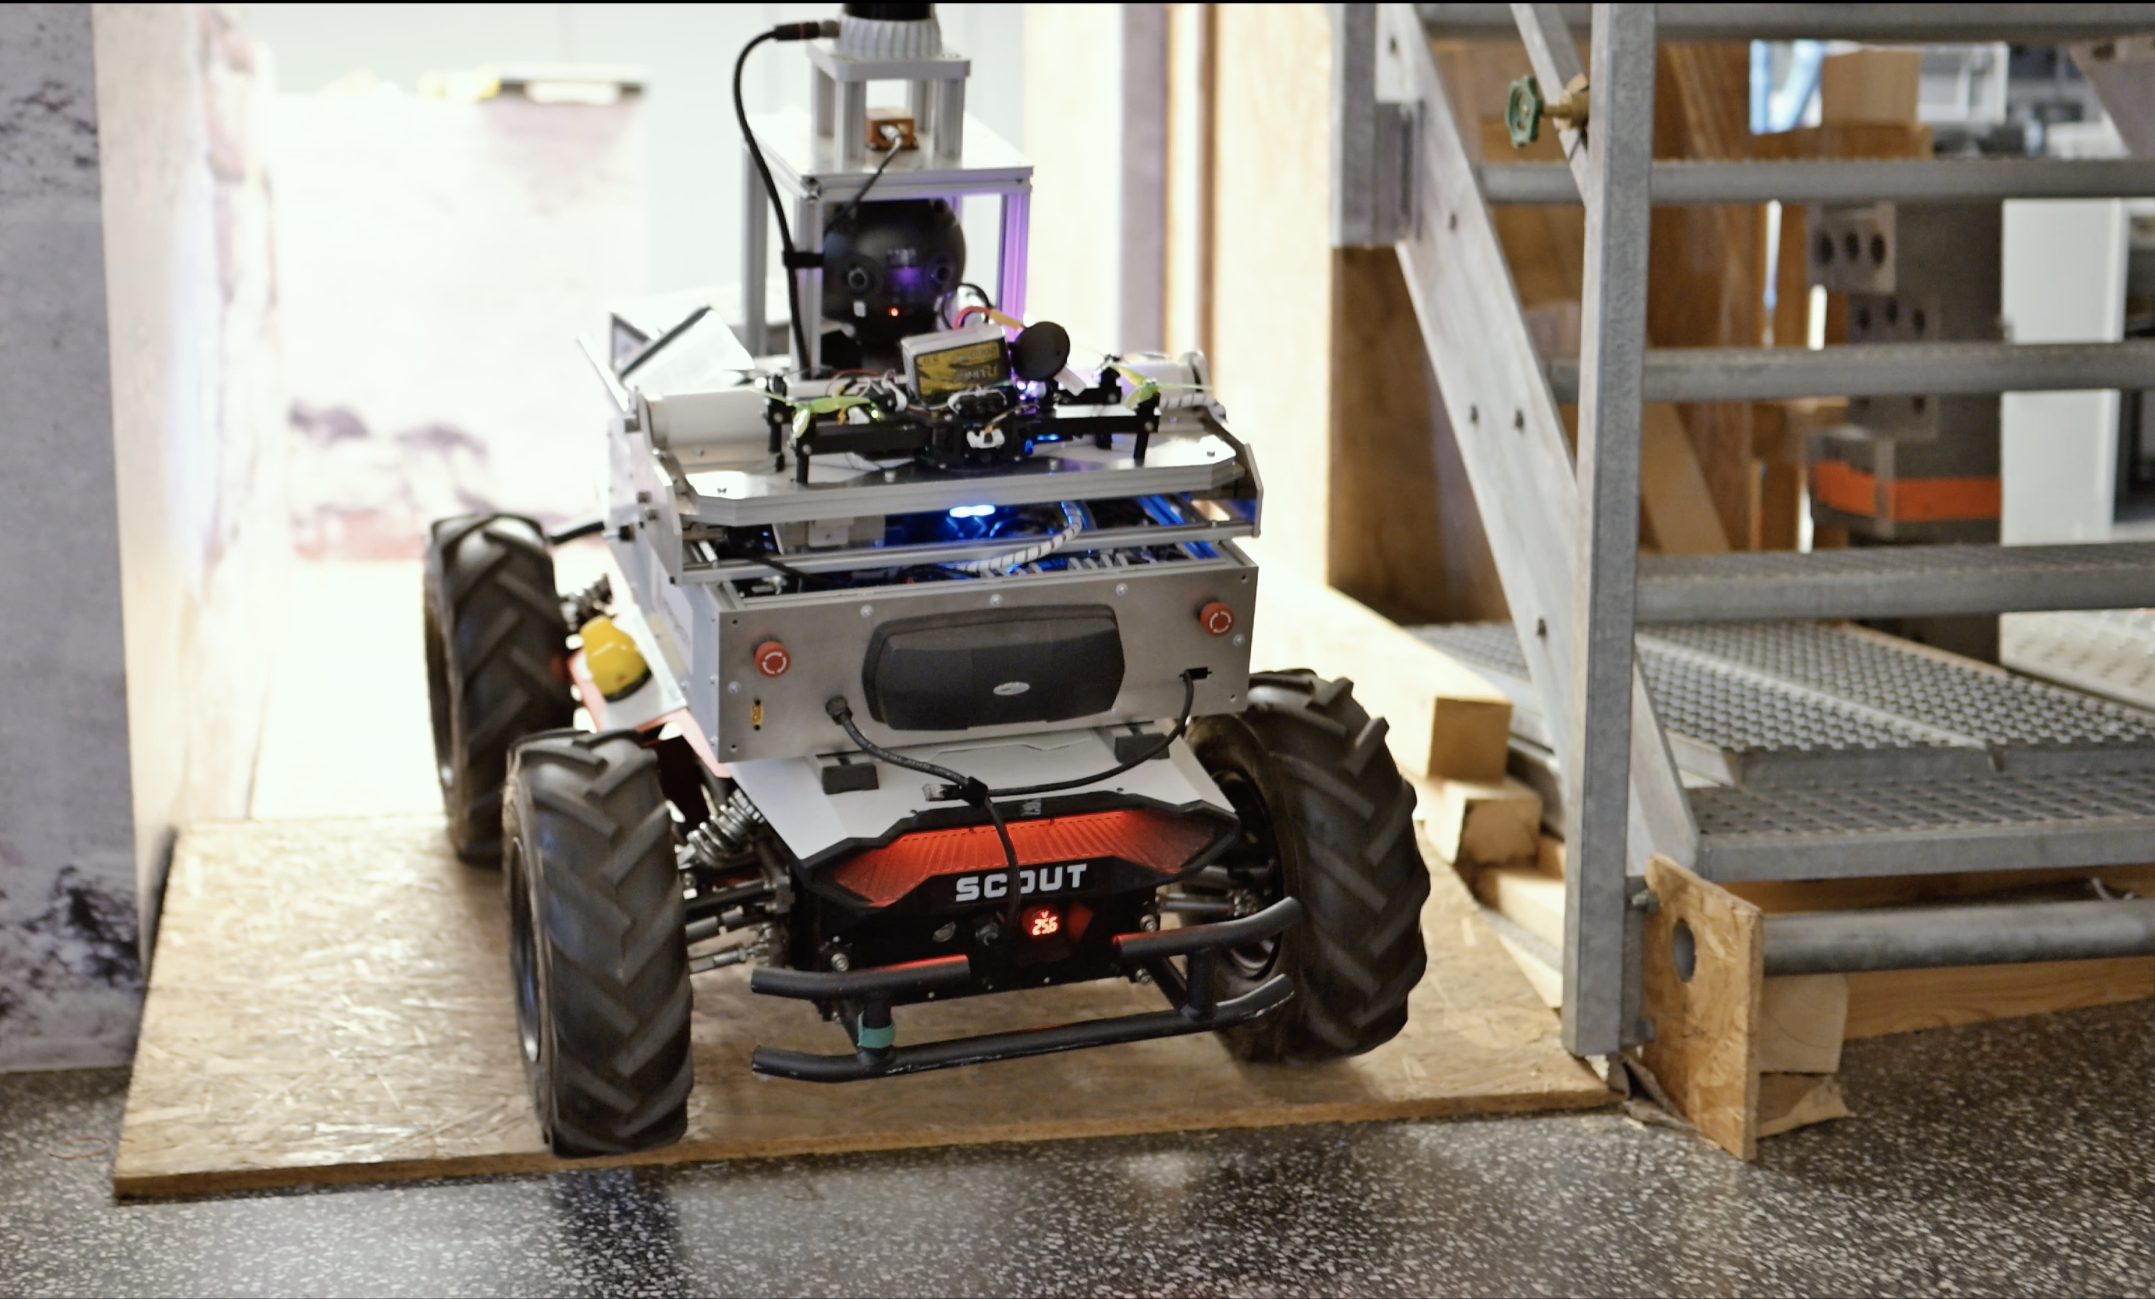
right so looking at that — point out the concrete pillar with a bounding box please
[0,3,143,1070]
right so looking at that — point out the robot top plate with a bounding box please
[681,424,1248,527]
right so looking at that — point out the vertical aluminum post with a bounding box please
[1560,3,1657,1057]
[837,80,868,168]
[998,186,1031,320]
[793,191,825,373]
[907,79,935,141]
[933,76,967,164]
[813,66,836,140]
[1121,3,1169,352]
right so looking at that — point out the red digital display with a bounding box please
[1022,905,1062,939]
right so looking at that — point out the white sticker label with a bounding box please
[953,862,1088,902]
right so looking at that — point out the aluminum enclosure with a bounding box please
[592,298,1263,770]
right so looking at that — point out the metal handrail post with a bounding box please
[1557,2,1658,1057]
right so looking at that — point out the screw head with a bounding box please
[989,593,1004,607]
[859,604,874,618]
[1115,582,1129,596]
[828,951,851,972]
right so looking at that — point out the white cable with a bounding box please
[941,502,1084,577]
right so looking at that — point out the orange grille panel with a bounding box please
[828,809,1221,908]
[1812,460,2000,523]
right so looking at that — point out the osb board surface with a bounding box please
[116,817,1607,1196]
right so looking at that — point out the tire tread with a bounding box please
[1190,670,1430,1063]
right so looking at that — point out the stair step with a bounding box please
[1420,8,2155,43]
[1414,619,2155,787]
[1635,542,2155,622]
[1544,339,2155,404]
[1481,157,2155,206]
[2001,609,2155,712]
[1693,770,2155,881]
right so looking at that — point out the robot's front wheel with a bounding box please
[1185,670,1432,1062]
[505,730,692,1158]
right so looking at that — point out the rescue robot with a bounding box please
[423,4,1431,1156]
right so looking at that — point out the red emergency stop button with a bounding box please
[1199,601,1235,636]
[754,640,791,677]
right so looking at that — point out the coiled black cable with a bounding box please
[733,22,835,368]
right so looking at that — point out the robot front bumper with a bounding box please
[746,897,1303,1082]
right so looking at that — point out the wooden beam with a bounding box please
[1425,775,1544,873]
[1641,402,1732,553]
[1846,958,2155,1039]
[1757,973,1847,1074]
[1474,865,1565,950]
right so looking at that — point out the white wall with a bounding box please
[93,4,291,976]
[245,4,1026,296]
[1022,4,1128,356]
[2001,199,2130,543]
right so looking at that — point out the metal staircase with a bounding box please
[1348,3,2155,1054]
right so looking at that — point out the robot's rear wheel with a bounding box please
[423,513,574,862]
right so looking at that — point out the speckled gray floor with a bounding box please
[6,1000,2155,1297]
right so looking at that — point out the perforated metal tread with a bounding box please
[2001,609,2155,712]
[1691,770,2155,880]
[1635,641,1988,784]
[1653,622,2155,770]
[1635,541,2155,622]
[1417,619,2155,879]
[1415,620,2155,783]
[1417,621,1528,680]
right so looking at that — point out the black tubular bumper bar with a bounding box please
[748,897,1304,1082]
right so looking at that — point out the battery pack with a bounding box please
[902,323,1011,400]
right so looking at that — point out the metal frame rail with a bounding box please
[1347,2,2155,1056]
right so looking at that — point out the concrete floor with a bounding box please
[7,999,2155,1297]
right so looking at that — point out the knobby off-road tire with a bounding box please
[1187,670,1430,1061]
[505,730,692,1158]
[425,513,574,862]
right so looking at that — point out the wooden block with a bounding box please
[1492,931,1564,1010]
[1641,403,1732,555]
[1819,49,1922,125]
[1844,957,2155,1039]
[1426,776,1543,871]
[1757,974,1848,1074]
[1641,854,1765,1160]
[1756,1073,1851,1138]
[1760,460,1802,551]
[1759,122,1935,161]
[1474,865,1565,952]
[1646,43,1760,553]
[1535,833,1565,879]
[1326,246,1507,626]
[1250,560,1513,782]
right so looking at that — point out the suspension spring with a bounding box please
[680,789,766,871]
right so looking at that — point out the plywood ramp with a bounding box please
[115,816,1608,1196]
